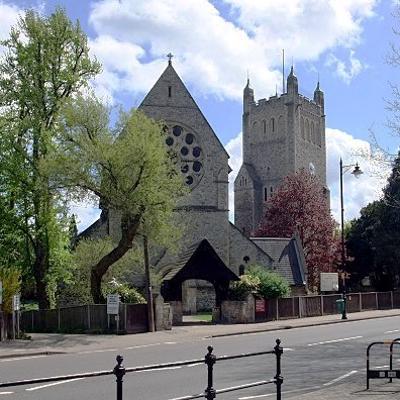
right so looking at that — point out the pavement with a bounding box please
[0,308,399,359]
[292,380,400,399]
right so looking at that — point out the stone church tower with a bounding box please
[234,67,328,235]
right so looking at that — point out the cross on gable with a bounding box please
[167,53,174,64]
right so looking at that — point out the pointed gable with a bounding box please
[140,63,198,110]
[139,62,229,158]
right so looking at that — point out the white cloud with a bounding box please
[225,132,242,221]
[88,0,377,101]
[326,128,390,221]
[224,127,390,223]
[0,2,21,52]
[325,50,364,84]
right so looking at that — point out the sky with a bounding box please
[1,0,399,231]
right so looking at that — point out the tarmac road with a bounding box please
[0,314,400,399]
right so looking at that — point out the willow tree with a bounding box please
[53,96,184,303]
[0,9,100,308]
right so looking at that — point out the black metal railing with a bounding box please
[0,338,283,400]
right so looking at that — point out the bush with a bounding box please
[228,274,260,300]
[0,267,21,314]
[103,280,146,304]
[247,266,290,299]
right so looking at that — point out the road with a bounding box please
[1,316,400,399]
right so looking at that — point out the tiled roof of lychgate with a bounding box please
[161,239,239,283]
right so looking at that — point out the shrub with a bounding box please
[228,274,260,300]
[102,280,146,304]
[247,266,290,299]
[0,267,21,314]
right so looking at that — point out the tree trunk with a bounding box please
[33,240,50,309]
[90,214,141,304]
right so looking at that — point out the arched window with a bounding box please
[311,121,315,144]
[239,265,245,276]
[264,187,268,201]
[263,120,267,134]
[270,118,275,133]
[317,122,322,147]
[301,117,305,139]
[270,186,273,196]
[305,119,310,141]
[278,115,284,134]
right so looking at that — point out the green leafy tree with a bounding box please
[0,9,100,308]
[52,96,184,303]
[347,152,400,290]
[58,237,148,305]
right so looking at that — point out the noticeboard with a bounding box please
[320,273,339,292]
[107,294,120,315]
[255,299,266,313]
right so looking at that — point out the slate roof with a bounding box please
[250,236,306,286]
[161,239,239,283]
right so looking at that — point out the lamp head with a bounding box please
[351,163,363,178]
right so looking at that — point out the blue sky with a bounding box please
[1,0,399,230]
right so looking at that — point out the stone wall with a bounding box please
[154,294,172,331]
[196,285,216,311]
[169,301,183,325]
[220,294,255,324]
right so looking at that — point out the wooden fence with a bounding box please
[20,303,148,334]
[259,290,400,321]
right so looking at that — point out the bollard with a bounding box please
[204,346,216,400]
[113,355,126,400]
[274,339,283,400]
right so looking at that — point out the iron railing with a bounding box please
[0,339,283,400]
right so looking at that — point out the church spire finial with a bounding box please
[167,52,174,65]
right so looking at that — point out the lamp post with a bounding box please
[339,158,363,319]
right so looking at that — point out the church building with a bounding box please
[81,59,310,317]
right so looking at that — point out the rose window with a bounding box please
[164,124,204,189]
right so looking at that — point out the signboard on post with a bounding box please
[320,273,339,292]
[12,294,20,311]
[107,294,119,315]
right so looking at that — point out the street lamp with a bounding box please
[339,158,363,319]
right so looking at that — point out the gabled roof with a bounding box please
[250,236,306,286]
[139,62,229,158]
[161,239,239,283]
[229,222,273,264]
[235,163,262,188]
